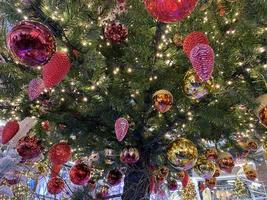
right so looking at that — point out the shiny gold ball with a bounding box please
[194,156,215,179]
[217,152,235,174]
[167,138,198,170]
[243,164,257,181]
[245,139,258,152]
[173,33,183,46]
[153,90,173,113]
[183,69,213,100]
[204,148,218,161]
[205,177,217,189]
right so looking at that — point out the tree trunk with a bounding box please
[122,150,150,200]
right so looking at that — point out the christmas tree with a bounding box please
[0,0,266,199]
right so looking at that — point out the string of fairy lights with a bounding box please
[0,0,265,152]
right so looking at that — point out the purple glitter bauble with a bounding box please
[7,20,56,67]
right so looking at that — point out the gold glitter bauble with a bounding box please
[194,156,215,179]
[204,148,218,161]
[183,69,213,100]
[205,177,217,189]
[153,89,173,113]
[167,138,198,170]
[217,152,235,174]
[243,164,257,181]
[255,94,267,128]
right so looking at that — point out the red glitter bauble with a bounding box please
[48,142,72,165]
[168,180,178,191]
[69,162,90,185]
[42,52,71,88]
[2,120,19,144]
[144,0,198,23]
[120,146,140,164]
[190,44,214,82]
[7,20,56,67]
[16,136,43,160]
[107,169,123,186]
[104,21,128,44]
[47,177,65,195]
[183,32,209,57]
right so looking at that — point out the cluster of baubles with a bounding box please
[167,138,239,179]
[6,20,71,101]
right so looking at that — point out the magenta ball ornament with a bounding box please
[144,0,199,23]
[7,20,56,67]
[189,44,214,82]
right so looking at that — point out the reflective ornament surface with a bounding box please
[16,135,42,160]
[7,20,56,67]
[205,177,216,189]
[69,162,91,185]
[243,164,257,181]
[245,139,258,152]
[48,142,72,165]
[167,138,198,170]
[183,69,212,100]
[217,152,235,173]
[144,0,199,23]
[120,146,140,164]
[194,156,215,179]
[107,169,123,186]
[47,177,65,195]
[153,89,173,113]
[204,148,218,161]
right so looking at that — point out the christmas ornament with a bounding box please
[205,177,216,190]
[168,180,178,191]
[88,179,96,191]
[7,20,56,67]
[51,164,62,177]
[120,146,140,164]
[167,138,198,170]
[144,0,199,23]
[16,135,43,160]
[69,162,90,185]
[245,139,258,152]
[42,52,71,88]
[115,117,129,142]
[104,21,128,43]
[104,148,115,165]
[156,166,169,182]
[243,164,257,181]
[177,171,189,187]
[95,185,109,199]
[183,69,212,100]
[190,44,214,82]
[255,94,267,127]
[28,78,45,101]
[41,120,49,132]
[217,152,235,173]
[183,32,209,57]
[107,169,123,186]
[213,164,221,177]
[47,177,65,195]
[204,148,218,161]
[181,180,197,200]
[173,33,183,46]
[194,156,215,179]
[152,89,173,113]
[9,117,37,148]
[2,120,19,144]
[48,142,72,165]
